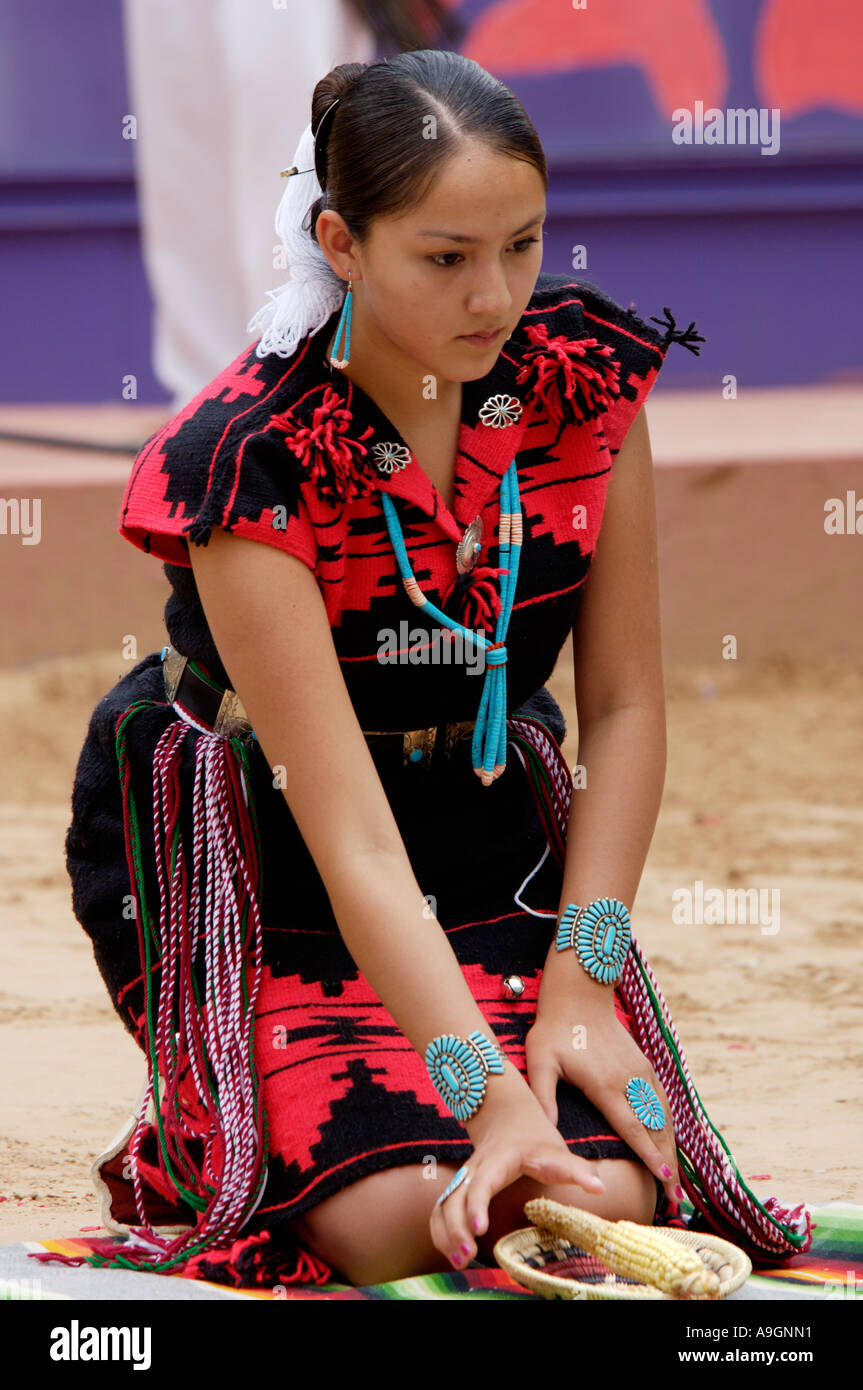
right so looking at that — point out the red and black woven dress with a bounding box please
[65,272,700,1281]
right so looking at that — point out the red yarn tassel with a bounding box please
[182,1229,332,1288]
[270,385,377,503]
[515,321,622,427]
[441,563,510,633]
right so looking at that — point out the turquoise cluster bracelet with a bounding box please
[555,897,632,984]
[425,1029,506,1122]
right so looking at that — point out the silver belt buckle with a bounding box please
[443,721,472,760]
[403,725,437,769]
[162,645,253,741]
[213,688,254,741]
[162,645,187,702]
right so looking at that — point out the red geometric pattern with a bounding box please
[253,959,639,1179]
[118,274,681,727]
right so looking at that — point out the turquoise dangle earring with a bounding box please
[329,272,353,368]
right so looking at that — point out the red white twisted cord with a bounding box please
[121,717,265,1263]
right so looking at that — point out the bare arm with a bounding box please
[522,406,681,1204]
[537,404,668,1015]
[187,528,531,1137]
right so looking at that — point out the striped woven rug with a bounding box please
[6,1202,862,1300]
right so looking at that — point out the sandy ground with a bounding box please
[1,646,861,1245]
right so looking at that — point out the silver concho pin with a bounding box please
[456,515,484,574]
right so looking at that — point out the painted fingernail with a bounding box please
[661,1164,672,1179]
[450,1250,463,1267]
[472,1216,482,1234]
[460,1241,471,1256]
[675,1184,684,1199]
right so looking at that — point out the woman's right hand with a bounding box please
[428,1071,604,1269]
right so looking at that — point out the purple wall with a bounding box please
[1,0,862,402]
[0,0,163,403]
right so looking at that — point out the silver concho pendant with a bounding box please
[456,515,484,575]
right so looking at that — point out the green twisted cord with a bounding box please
[627,945,808,1249]
[114,701,206,1211]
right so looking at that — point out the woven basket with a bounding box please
[494,1216,752,1301]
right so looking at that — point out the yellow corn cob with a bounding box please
[524,1197,721,1299]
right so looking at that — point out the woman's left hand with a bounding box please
[524,998,683,1210]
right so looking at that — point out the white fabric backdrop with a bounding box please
[122,0,376,410]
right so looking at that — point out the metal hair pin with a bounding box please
[280,97,340,178]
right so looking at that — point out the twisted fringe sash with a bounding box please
[87,699,270,1275]
[507,713,813,1263]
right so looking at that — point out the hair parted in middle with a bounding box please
[306,49,548,246]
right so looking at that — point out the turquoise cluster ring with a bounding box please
[435,1164,471,1208]
[625,1076,666,1131]
[425,1029,506,1122]
[555,896,632,984]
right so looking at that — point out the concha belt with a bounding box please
[160,646,475,767]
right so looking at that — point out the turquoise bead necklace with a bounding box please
[379,459,523,785]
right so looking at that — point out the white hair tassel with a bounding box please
[247,121,344,360]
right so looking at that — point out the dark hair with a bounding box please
[306,50,548,247]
